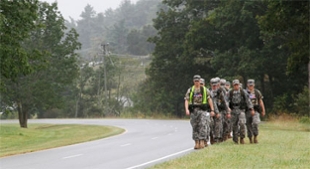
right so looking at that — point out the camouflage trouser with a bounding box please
[222,110,232,138]
[205,112,211,142]
[211,111,223,141]
[231,108,246,143]
[246,111,261,138]
[190,109,207,140]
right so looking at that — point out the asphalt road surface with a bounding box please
[0,119,197,169]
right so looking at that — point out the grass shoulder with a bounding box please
[0,123,124,157]
[150,119,310,169]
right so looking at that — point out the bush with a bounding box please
[299,116,310,124]
[293,86,310,116]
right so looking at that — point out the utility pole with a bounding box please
[97,53,101,106]
[101,43,109,116]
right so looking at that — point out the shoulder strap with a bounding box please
[254,89,261,102]
[189,86,195,104]
[201,86,207,104]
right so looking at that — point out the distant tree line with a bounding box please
[66,0,161,61]
[133,0,309,117]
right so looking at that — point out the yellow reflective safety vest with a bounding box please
[189,86,207,104]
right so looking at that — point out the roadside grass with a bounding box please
[150,120,310,169]
[0,124,124,157]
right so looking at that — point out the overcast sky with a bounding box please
[41,0,139,20]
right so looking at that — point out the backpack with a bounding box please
[228,89,247,109]
[247,89,262,112]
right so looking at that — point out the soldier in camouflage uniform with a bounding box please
[209,78,230,143]
[220,79,232,141]
[200,78,212,147]
[228,79,254,144]
[246,79,266,143]
[185,75,216,149]
[224,81,232,139]
[225,81,231,91]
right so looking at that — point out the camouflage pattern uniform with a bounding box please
[246,80,263,142]
[200,78,212,145]
[209,78,224,143]
[220,79,231,141]
[228,79,253,144]
[224,81,232,138]
[185,86,208,141]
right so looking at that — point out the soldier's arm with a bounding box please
[220,91,230,113]
[184,88,190,115]
[208,97,216,116]
[185,99,190,115]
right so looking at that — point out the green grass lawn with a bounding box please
[0,123,124,157]
[151,121,310,169]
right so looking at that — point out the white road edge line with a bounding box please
[62,154,83,159]
[120,143,132,147]
[125,148,193,169]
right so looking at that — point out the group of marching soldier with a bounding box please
[185,75,265,149]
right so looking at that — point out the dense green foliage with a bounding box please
[134,0,309,116]
[0,0,39,90]
[0,1,81,127]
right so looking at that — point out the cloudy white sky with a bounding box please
[41,0,139,20]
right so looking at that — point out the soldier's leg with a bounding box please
[198,110,207,139]
[222,115,229,141]
[210,116,215,144]
[214,113,223,143]
[253,112,261,143]
[197,110,207,148]
[227,116,232,138]
[231,112,239,144]
[246,111,253,143]
[204,111,211,146]
[190,111,199,140]
[239,111,246,144]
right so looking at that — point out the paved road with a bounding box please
[0,119,196,169]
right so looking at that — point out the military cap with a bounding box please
[225,81,231,85]
[220,79,226,85]
[215,77,220,83]
[210,78,218,85]
[200,78,205,84]
[193,75,201,80]
[247,79,255,85]
[232,79,240,85]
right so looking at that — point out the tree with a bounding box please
[76,4,97,51]
[1,2,81,127]
[258,0,309,112]
[0,0,39,91]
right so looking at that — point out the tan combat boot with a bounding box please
[228,133,232,139]
[199,140,205,149]
[254,136,258,143]
[204,140,208,147]
[210,136,215,145]
[240,138,245,144]
[249,137,253,144]
[223,135,228,141]
[194,140,200,149]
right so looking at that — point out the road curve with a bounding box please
[0,119,196,169]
